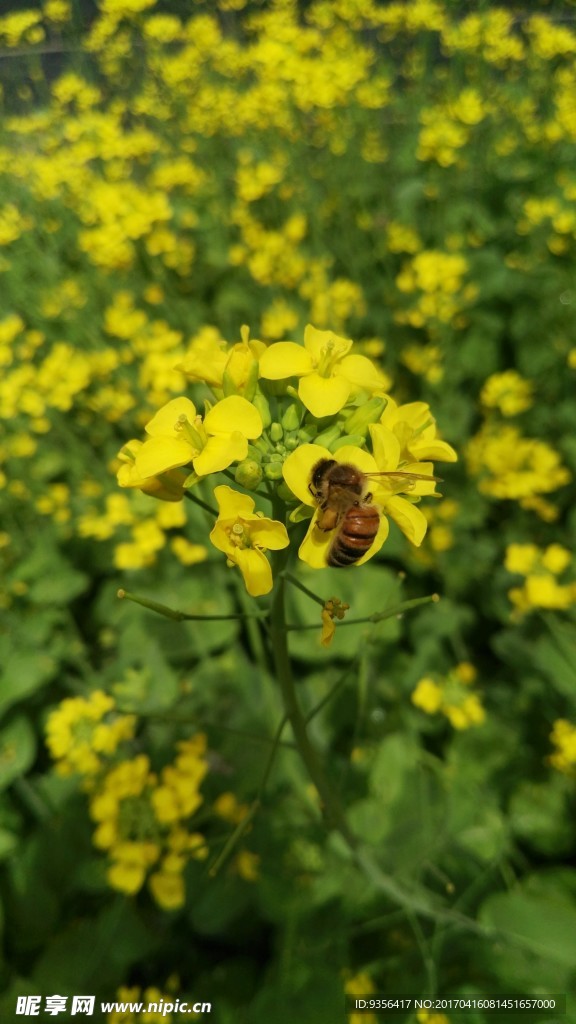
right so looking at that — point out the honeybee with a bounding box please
[309,458,439,567]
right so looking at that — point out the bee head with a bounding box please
[311,458,337,490]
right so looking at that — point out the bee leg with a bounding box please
[365,492,373,502]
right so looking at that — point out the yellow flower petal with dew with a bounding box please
[145,397,197,437]
[259,341,312,379]
[134,435,193,477]
[235,547,274,597]
[204,395,262,439]
[298,372,351,417]
[193,431,247,476]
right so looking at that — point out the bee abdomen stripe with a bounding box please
[329,548,360,566]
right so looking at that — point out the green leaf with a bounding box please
[0,651,56,716]
[480,889,576,966]
[0,718,36,791]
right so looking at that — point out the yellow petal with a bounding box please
[385,496,428,546]
[235,547,273,596]
[134,436,193,477]
[320,609,336,647]
[259,342,312,379]
[204,396,263,439]
[409,438,458,462]
[213,484,255,521]
[193,432,247,475]
[209,520,231,555]
[333,446,378,475]
[298,515,333,569]
[248,517,290,550]
[303,324,352,363]
[282,443,333,505]
[145,397,197,437]
[298,373,351,417]
[369,424,401,470]
[338,353,388,391]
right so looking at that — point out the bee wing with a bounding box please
[366,470,443,483]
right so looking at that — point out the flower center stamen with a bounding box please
[316,340,338,379]
[175,414,204,450]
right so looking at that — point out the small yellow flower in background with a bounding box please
[344,970,377,1024]
[412,664,485,730]
[466,424,570,508]
[504,543,576,616]
[170,537,208,566]
[549,720,576,776]
[235,849,260,881]
[417,1011,450,1024]
[259,324,388,418]
[209,485,289,596]
[214,792,250,824]
[412,677,443,714]
[53,725,211,911]
[45,691,136,777]
[480,370,534,416]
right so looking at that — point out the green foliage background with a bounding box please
[1,0,576,1021]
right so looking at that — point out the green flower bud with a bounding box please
[329,434,366,452]
[281,403,301,432]
[285,436,299,451]
[264,461,284,480]
[276,481,294,502]
[344,396,388,436]
[247,444,263,463]
[270,421,284,443]
[252,392,272,428]
[234,459,263,489]
[314,424,342,449]
[297,426,316,442]
[268,452,283,463]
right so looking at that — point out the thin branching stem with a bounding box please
[117,589,267,621]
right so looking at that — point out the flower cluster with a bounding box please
[118,325,456,595]
[45,692,209,910]
[45,690,136,777]
[90,740,208,910]
[412,662,485,730]
[466,424,570,517]
[549,720,576,777]
[504,543,576,617]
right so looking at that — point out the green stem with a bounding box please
[270,572,357,843]
[208,713,289,877]
[117,589,266,621]
[268,563,487,929]
[183,490,218,517]
[285,593,440,630]
[282,570,326,608]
